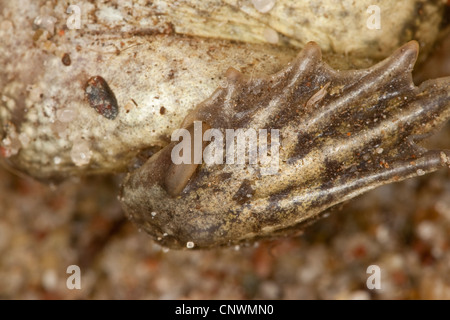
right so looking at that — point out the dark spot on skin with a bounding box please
[288,132,317,163]
[85,76,119,120]
[219,172,232,181]
[61,53,71,66]
[160,106,166,115]
[323,159,343,182]
[252,207,283,229]
[319,159,346,192]
[268,184,296,205]
[232,179,255,204]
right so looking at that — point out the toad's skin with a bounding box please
[1,1,450,249]
[121,41,450,249]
